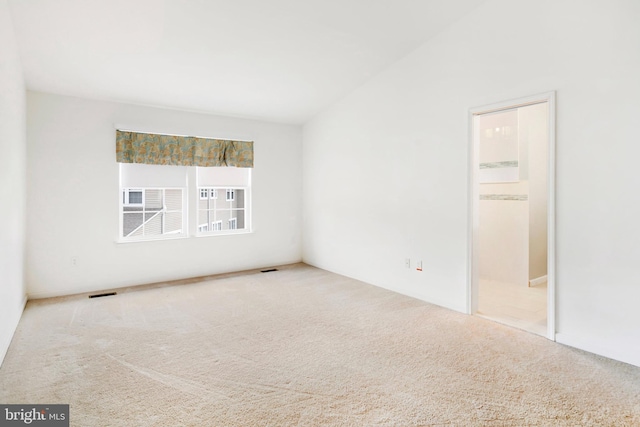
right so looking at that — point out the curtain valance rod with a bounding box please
[114,128,253,144]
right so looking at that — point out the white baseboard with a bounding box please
[528,275,547,287]
[0,295,27,368]
[556,333,640,368]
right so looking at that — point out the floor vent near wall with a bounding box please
[260,268,278,273]
[89,292,117,299]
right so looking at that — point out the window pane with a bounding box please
[145,189,162,209]
[121,188,184,240]
[233,209,245,229]
[234,189,245,208]
[165,189,182,210]
[198,210,211,232]
[164,211,183,234]
[123,212,144,237]
[129,191,143,204]
[144,213,163,236]
[129,225,144,238]
[216,209,231,229]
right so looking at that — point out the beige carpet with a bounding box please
[1,264,639,426]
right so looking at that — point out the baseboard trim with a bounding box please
[556,333,640,368]
[27,262,305,300]
[0,295,27,368]
[528,275,547,287]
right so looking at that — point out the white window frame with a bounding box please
[119,187,186,242]
[196,186,249,236]
[119,162,252,242]
[123,188,144,206]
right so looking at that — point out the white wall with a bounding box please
[0,0,27,365]
[303,0,640,367]
[479,194,529,286]
[26,92,302,298]
[478,109,529,287]
[524,103,548,281]
[478,103,548,286]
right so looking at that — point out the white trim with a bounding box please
[0,295,27,368]
[115,234,188,244]
[546,91,557,341]
[468,91,556,341]
[529,275,548,287]
[468,92,552,116]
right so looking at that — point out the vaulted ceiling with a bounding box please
[8,0,485,124]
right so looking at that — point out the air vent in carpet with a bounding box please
[89,292,117,298]
[260,268,278,273]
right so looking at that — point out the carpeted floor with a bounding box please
[1,264,639,426]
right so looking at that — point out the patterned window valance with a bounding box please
[116,130,253,168]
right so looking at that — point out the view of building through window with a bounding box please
[198,188,245,233]
[119,163,250,241]
[122,188,183,239]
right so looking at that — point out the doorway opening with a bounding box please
[468,92,556,339]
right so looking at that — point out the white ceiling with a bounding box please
[8,0,485,124]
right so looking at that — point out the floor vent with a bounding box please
[89,292,117,299]
[260,268,278,273]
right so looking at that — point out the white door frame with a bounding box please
[467,91,556,340]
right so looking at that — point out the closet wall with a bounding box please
[479,103,547,285]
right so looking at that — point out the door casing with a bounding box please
[467,91,556,340]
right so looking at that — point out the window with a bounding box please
[119,163,187,241]
[119,163,251,241]
[197,187,247,234]
[121,188,184,239]
[123,189,144,206]
[197,167,250,235]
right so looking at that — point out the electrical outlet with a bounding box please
[71,256,78,267]
[405,258,411,269]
